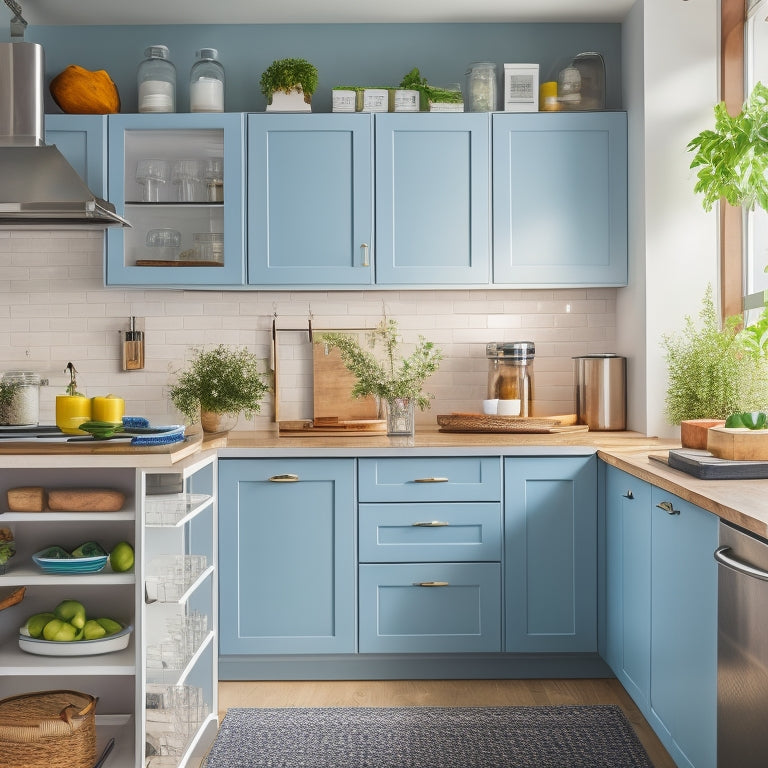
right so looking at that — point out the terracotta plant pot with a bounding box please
[680,419,726,449]
[200,410,238,434]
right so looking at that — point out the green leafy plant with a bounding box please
[259,58,319,104]
[687,81,768,213]
[317,319,443,411]
[725,411,768,429]
[661,285,768,423]
[400,68,463,110]
[168,344,269,423]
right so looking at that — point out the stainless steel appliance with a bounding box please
[0,39,128,228]
[573,353,626,431]
[715,521,768,767]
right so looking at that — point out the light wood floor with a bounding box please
[217,678,677,768]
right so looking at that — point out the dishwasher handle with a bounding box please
[714,545,768,582]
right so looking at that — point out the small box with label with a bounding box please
[332,89,357,113]
[357,89,389,113]
[389,89,420,112]
[504,64,539,112]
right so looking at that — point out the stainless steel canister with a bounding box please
[573,353,626,431]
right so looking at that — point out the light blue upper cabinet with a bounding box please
[375,113,491,285]
[247,113,374,286]
[492,112,627,287]
[105,113,246,286]
[45,114,108,197]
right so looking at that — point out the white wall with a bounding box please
[0,230,618,430]
[620,0,720,439]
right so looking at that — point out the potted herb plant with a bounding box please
[399,68,464,112]
[260,58,319,112]
[317,319,443,436]
[168,344,269,434]
[661,285,768,446]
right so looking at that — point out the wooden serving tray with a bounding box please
[437,413,587,434]
[707,426,768,461]
[279,419,387,436]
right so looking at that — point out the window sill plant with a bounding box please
[168,344,269,433]
[661,286,768,445]
[316,319,443,436]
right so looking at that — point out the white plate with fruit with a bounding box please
[18,599,132,656]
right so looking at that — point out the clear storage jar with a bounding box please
[189,48,225,112]
[138,45,176,113]
[0,371,41,426]
[486,341,534,417]
[466,62,498,112]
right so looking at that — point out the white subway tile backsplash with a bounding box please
[2,232,619,427]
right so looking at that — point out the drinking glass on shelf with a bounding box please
[203,157,224,202]
[171,159,203,202]
[135,159,170,202]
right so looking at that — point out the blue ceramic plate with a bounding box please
[32,548,108,574]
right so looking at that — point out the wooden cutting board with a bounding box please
[312,340,378,421]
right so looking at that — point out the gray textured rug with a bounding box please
[203,705,654,767]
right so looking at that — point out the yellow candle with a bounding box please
[91,395,125,424]
[56,395,92,434]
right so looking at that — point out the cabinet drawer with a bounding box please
[358,457,501,502]
[359,502,502,562]
[359,563,501,653]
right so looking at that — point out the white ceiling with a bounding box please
[16,0,637,26]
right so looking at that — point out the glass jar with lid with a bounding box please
[138,44,176,113]
[486,341,535,417]
[189,48,225,113]
[465,62,498,112]
[0,371,42,426]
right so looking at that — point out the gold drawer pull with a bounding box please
[413,477,449,483]
[412,521,449,527]
[656,500,680,515]
[269,474,299,482]
[414,581,450,587]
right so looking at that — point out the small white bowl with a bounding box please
[482,399,499,415]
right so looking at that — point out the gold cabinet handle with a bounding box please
[269,474,299,482]
[413,477,449,483]
[412,521,449,527]
[413,581,449,587]
[656,500,680,515]
[360,243,369,267]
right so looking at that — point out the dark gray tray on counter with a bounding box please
[666,448,768,480]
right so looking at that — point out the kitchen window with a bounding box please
[743,0,768,323]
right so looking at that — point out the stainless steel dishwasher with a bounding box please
[715,521,768,767]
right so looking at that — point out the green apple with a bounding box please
[109,541,134,573]
[53,599,86,629]
[42,618,78,642]
[24,612,56,638]
[96,617,123,635]
[83,619,107,640]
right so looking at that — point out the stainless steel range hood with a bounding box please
[0,41,129,228]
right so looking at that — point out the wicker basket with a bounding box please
[0,690,97,768]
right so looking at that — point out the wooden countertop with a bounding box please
[598,448,768,540]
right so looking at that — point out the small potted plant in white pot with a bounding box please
[260,58,318,112]
[169,344,270,434]
[317,319,443,436]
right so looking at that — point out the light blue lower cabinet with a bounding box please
[504,456,598,653]
[358,563,502,653]
[601,462,717,768]
[217,458,356,655]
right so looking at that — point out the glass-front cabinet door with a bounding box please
[106,113,246,286]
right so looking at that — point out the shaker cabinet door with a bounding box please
[374,113,491,285]
[247,113,373,286]
[45,114,107,197]
[218,458,356,655]
[492,112,627,286]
